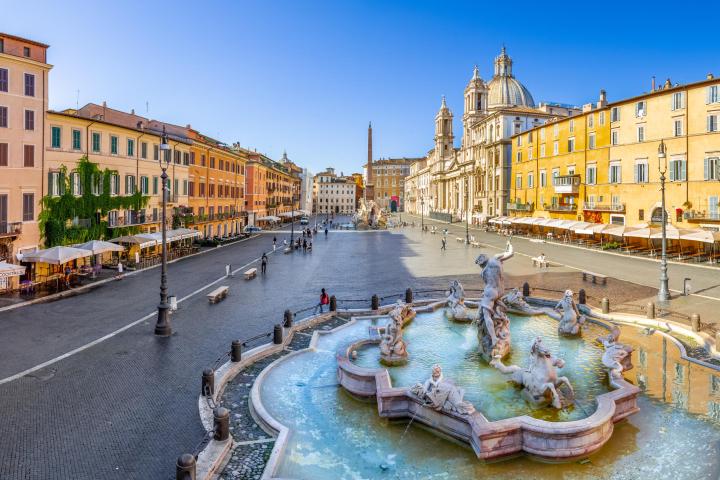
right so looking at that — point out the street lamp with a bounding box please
[420,194,425,231]
[657,139,670,304]
[464,170,470,244]
[290,183,295,247]
[155,126,172,336]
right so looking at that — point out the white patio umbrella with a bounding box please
[75,240,126,255]
[603,223,647,237]
[679,229,720,243]
[22,246,92,265]
[110,235,157,249]
[648,224,697,240]
[167,228,201,241]
[0,261,26,278]
[623,226,662,239]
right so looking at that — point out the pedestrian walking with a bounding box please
[315,288,330,313]
[116,261,124,279]
[441,238,447,250]
[303,239,307,252]
[261,253,268,274]
[325,228,328,237]
[273,236,277,250]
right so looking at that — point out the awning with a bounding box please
[110,235,157,249]
[75,240,126,255]
[0,261,26,278]
[624,226,662,239]
[648,225,699,240]
[167,228,201,240]
[257,216,281,222]
[22,246,92,265]
[553,220,582,230]
[544,219,566,228]
[679,229,720,243]
[488,216,506,224]
[603,223,648,237]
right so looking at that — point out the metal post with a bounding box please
[213,407,230,441]
[273,324,283,344]
[420,197,424,231]
[601,297,610,314]
[646,302,655,319]
[465,173,470,244]
[176,454,196,480]
[522,282,530,297]
[283,309,293,328]
[658,140,670,304]
[329,295,337,311]
[578,288,586,305]
[201,368,215,397]
[371,294,379,310]
[231,340,242,362]
[155,166,172,336]
[405,288,413,304]
[691,314,701,332]
[290,185,295,247]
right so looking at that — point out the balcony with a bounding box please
[108,212,158,228]
[583,203,625,213]
[0,222,22,238]
[552,175,581,194]
[507,202,534,212]
[543,203,577,212]
[684,207,720,224]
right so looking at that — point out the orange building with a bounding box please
[244,151,301,226]
[185,130,246,238]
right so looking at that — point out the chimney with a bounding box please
[708,73,714,80]
[186,124,192,129]
[664,78,672,89]
[651,76,656,91]
[131,109,135,115]
[598,89,607,108]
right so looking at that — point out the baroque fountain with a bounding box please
[218,239,720,480]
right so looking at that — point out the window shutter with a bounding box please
[59,172,66,195]
[681,160,687,181]
[708,87,712,105]
[709,116,714,132]
[47,172,54,196]
[705,158,710,180]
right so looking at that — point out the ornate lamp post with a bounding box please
[464,170,470,244]
[290,183,295,247]
[420,194,425,231]
[155,126,172,336]
[657,139,670,304]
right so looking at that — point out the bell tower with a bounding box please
[463,65,487,144]
[434,96,454,163]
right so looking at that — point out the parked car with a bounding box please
[244,226,263,233]
[300,216,309,225]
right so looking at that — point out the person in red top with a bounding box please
[316,288,330,313]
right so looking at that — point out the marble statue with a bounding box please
[501,288,543,316]
[597,326,634,389]
[409,364,475,415]
[490,337,574,409]
[474,241,514,361]
[445,280,477,322]
[379,301,415,365]
[547,289,586,336]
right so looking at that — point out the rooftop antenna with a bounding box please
[76,89,80,110]
[146,101,149,113]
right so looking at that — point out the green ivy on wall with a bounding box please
[39,156,150,247]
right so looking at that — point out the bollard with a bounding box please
[231,340,242,362]
[201,368,215,397]
[213,407,230,441]
[646,302,655,319]
[176,453,196,480]
[329,295,337,312]
[273,324,283,344]
[601,297,610,314]
[283,309,293,328]
[691,314,701,332]
[522,282,530,298]
[371,294,379,310]
[405,288,413,304]
[578,288,586,305]
[225,264,230,277]
[683,278,691,296]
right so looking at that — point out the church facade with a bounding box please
[421,48,579,221]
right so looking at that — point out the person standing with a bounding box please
[273,236,277,250]
[261,253,268,274]
[441,237,447,250]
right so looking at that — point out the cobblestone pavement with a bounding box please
[2,214,718,479]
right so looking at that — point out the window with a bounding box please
[704,157,720,180]
[611,107,620,122]
[110,135,118,155]
[183,152,190,165]
[588,133,596,150]
[674,119,683,137]
[588,114,594,128]
[708,115,718,132]
[637,126,645,142]
[567,138,575,152]
[515,174,522,189]
[0,143,7,166]
[553,141,559,155]
[528,172,534,188]
[23,46,30,57]
[0,68,7,92]
[0,106,7,128]
[609,162,622,183]
[599,111,605,125]
[141,142,148,159]
[540,144,546,157]
[48,171,62,196]
[51,126,61,148]
[671,92,685,110]
[708,85,719,104]
[569,119,574,133]
[22,193,34,221]
[635,101,646,117]
[174,179,179,195]
[174,150,181,164]
[0,39,3,53]
[91,174,102,195]
[24,110,34,130]
[163,149,171,163]
[190,152,195,165]
[669,158,687,181]
[152,176,158,195]
[140,176,149,194]
[70,172,82,196]
[72,129,81,150]
[110,174,119,195]
[516,151,522,163]
[127,139,135,157]
[24,73,35,97]
[586,165,597,185]
[635,160,649,183]
[183,179,188,195]
[153,144,159,160]
[23,144,34,167]
[553,124,559,137]
[611,130,619,145]
[92,132,101,153]
[540,128,546,141]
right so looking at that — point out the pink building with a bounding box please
[0,33,51,263]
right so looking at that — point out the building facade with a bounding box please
[0,33,51,261]
[403,157,429,217]
[313,168,357,215]
[511,75,720,229]
[367,158,416,211]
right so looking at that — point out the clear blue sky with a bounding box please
[3,0,719,174]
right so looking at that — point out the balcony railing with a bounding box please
[583,203,625,213]
[507,202,534,212]
[108,212,158,228]
[684,208,720,223]
[0,222,22,237]
[543,203,577,212]
[552,174,581,194]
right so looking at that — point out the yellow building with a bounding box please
[512,77,720,229]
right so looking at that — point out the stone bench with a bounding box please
[207,286,229,304]
[582,271,607,285]
[456,237,464,243]
[244,268,257,280]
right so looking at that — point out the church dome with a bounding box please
[486,47,535,109]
